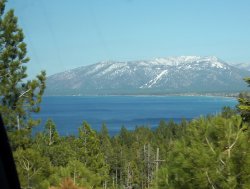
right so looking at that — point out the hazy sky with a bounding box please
[6,0,250,78]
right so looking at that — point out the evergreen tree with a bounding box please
[0,0,46,134]
[14,148,52,189]
[98,123,113,162]
[238,77,250,123]
[51,160,102,189]
[44,119,60,146]
[43,141,77,167]
[76,122,109,184]
[156,115,250,189]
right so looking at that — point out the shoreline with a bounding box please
[44,93,239,98]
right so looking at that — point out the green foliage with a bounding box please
[9,110,250,189]
[238,78,250,123]
[76,122,109,180]
[0,0,46,133]
[14,148,52,189]
[44,143,76,167]
[7,128,32,150]
[50,177,87,189]
[51,160,103,189]
[44,119,60,146]
[155,115,250,189]
[221,106,237,119]
[99,123,113,162]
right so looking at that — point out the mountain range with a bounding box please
[45,56,250,95]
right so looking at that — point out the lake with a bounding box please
[32,96,237,136]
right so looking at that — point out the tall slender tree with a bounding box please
[77,122,109,183]
[44,119,59,146]
[0,0,46,133]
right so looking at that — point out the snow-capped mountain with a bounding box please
[46,56,250,95]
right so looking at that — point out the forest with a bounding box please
[0,1,250,188]
[6,108,250,189]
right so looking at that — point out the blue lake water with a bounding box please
[33,96,237,136]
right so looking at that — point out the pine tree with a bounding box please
[44,119,60,146]
[14,148,51,189]
[51,160,102,189]
[99,124,113,159]
[238,77,250,123]
[0,0,46,133]
[157,115,250,189]
[77,122,109,183]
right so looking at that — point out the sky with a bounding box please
[6,0,250,78]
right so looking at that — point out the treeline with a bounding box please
[9,107,250,189]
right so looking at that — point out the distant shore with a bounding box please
[44,92,240,98]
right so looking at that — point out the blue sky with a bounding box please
[6,0,250,78]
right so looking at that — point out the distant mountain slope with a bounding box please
[45,56,250,95]
[235,63,250,71]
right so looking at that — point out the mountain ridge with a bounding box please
[46,56,250,95]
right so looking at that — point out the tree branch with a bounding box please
[19,88,31,98]
[229,129,242,150]
[206,171,216,189]
[205,136,216,154]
